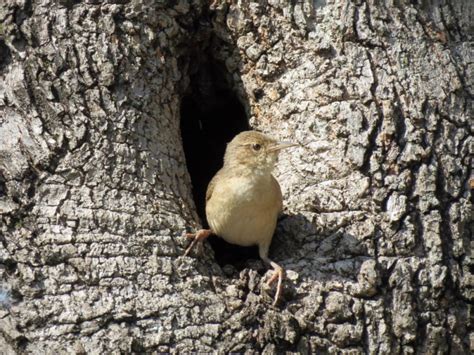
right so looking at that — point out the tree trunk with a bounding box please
[0,0,472,353]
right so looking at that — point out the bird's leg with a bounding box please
[184,229,212,256]
[265,259,285,306]
[259,245,285,306]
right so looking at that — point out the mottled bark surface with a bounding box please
[0,0,472,353]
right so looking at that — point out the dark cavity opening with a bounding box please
[0,40,12,72]
[180,55,260,269]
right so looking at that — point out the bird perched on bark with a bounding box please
[184,130,297,306]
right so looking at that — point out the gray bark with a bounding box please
[0,0,472,353]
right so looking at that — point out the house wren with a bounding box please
[184,130,297,306]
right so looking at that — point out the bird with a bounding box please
[184,130,297,306]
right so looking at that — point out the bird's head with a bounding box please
[223,131,297,175]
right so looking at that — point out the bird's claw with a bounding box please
[183,229,212,256]
[185,233,196,239]
[266,268,285,306]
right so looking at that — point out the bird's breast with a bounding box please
[206,174,282,247]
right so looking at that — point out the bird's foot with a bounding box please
[266,267,285,306]
[183,229,212,256]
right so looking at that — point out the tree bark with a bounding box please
[0,0,472,353]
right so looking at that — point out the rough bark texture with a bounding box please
[0,0,472,353]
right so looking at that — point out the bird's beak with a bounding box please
[268,141,298,152]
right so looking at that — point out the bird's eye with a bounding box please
[252,143,262,151]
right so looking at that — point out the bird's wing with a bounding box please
[205,168,224,203]
[272,175,283,213]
